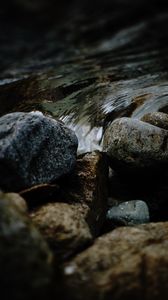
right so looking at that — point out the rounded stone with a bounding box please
[141,112,168,130]
[0,111,78,191]
[106,200,150,226]
[103,117,168,172]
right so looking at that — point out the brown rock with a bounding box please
[31,202,92,260]
[31,151,108,259]
[63,222,168,300]
[4,192,28,213]
[20,183,60,208]
[141,112,168,130]
[59,151,108,234]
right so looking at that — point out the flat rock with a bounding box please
[63,222,168,300]
[103,117,168,172]
[31,151,108,259]
[106,200,150,226]
[0,192,53,300]
[20,183,60,207]
[141,112,168,130]
[0,111,78,192]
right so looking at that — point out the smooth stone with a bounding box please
[0,111,78,192]
[63,222,168,300]
[103,117,168,172]
[106,200,150,226]
[141,112,168,130]
[0,192,53,300]
[4,192,28,213]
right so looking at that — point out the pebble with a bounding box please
[106,200,150,226]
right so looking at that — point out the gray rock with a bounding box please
[141,112,168,130]
[0,111,78,191]
[0,192,53,300]
[103,117,168,171]
[106,200,150,226]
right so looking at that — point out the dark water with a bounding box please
[1,1,168,153]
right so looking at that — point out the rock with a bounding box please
[103,117,168,172]
[141,112,168,130]
[4,192,28,213]
[20,183,60,208]
[106,200,150,226]
[58,151,108,234]
[0,192,53,300]
[0,111,78,192]
[31,151,108,259]
[31,202,92,260]
[63,222,168,300]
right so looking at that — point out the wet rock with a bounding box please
[0,192,53,300]
[31,151,108,259]
[63,222,168,300]
[141,112,168,130]
[106,200,150,226]
[103,117,168,172]
[0,111,78,192]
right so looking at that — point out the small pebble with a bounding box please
[106,200,150,226]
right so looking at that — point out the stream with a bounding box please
[1,1,168,153]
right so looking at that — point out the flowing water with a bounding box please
[1,2,168,153]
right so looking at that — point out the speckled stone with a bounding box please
[106,200,150,226]
[0,111,78,191]
[103,117,168,172]
[141,112,168,130]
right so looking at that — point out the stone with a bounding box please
[141,112,168,130]
[31,202,92,260]
[20,183,60,208]
[0,111,78,192]
[106,200,150,226]
[63,222,168,300]
[0,192,53,300]
[103,117,168,172]
[31,151,108,259]
[58,151,108,234]
[4,192,28,213]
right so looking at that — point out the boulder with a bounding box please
[141,112,168,130]
[63,222,168,300]
[103,117,168,172]
[0,192,53,300]
[31,151,108,259]
[0,111,78,191]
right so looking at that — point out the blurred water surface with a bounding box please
[0,1,168,152]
